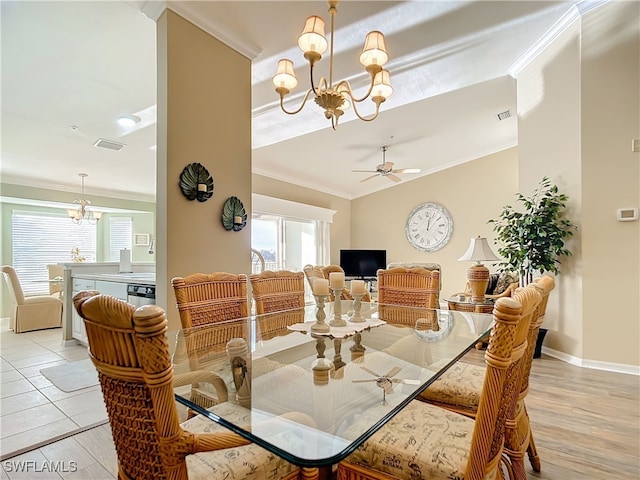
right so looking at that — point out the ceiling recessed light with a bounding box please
[117,114,141,127]
[69,125,79,132]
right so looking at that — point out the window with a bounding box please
[11,211,96,295]
[109,217,133,261]
[252,194,335,301]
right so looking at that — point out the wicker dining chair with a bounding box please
[171,272,250,411]
[250,270,305,314]
[72,291,316,480]
[376,267,440,326]
[417,276,554,478]
[336,284,540,480]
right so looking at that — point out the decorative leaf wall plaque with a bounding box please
[222,196,247,231]
[179,163,214,202]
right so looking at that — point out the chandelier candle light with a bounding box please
[458,236,500,302]
[272,0,393,129]
[68,173,102,225]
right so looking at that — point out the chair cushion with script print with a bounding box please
[342,400,498,480]
[183,402,300,480]
[418,361,484,413]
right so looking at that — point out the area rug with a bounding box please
[40,358,99,392]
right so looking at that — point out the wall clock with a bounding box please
[405,203,453,252]
[222,196,247,231]
[179,163,214,202]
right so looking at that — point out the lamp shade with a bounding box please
[458,236,499,263]
[298,16,328,55]
[371,69,393,99]
[273,59,298,90]
[359,31,388,68]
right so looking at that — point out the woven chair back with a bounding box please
[465,283,541,479]
[377,266,440,307]
[302,264,326,296]
[171,272,248,329]
[73,291,186,480]
[250,270,305,314]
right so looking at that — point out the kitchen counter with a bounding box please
[72,272,155,285]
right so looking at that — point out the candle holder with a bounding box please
[311,294,330,333]
[331,338,346,379]
[330,288,346,327]
[350,292,365,323]
[350,332,366,361]
[311,335,334,385]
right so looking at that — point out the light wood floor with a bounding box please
[2,352,638,479]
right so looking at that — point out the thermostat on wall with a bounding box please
[616,208,639,222]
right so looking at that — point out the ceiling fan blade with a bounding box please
[351,169,378,173]
[351,379,378,383]
[360,366,382,378]
[385,366,402,378]
[391,378,421,385]
[360,174,380,183]
[387,173,402,183]
[392,168,421,174]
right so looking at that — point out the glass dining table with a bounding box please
[170,301,493,477]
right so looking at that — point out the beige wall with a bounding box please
[517,20,584,358]
[252,173,352,265]
[581,2,639,366]
[517,2,639,367]
[157,11,251,330]
[350,148,518,298]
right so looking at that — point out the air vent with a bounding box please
[93,138,126,151]
[496,110,511,121]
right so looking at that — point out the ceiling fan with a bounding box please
[352,146,421,183]
[352,366,420,403]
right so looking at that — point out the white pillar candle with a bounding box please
[313,278,330,295]
[350,279,365,294]
[329,272,345,289]
[197,183,207,192]
[233,216,243,224]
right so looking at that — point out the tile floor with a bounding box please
[0,319,108,461]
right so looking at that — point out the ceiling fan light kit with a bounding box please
[272,0,393,130]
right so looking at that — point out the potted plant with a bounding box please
[489,176,576,284]
[488,177,576,357]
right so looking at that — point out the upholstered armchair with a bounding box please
[2,265,63,333]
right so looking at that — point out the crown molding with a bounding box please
[138,0,261,60]
[509,0,611,77]
[1,175,156,204]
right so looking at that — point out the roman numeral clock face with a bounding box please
[405,203,453,252]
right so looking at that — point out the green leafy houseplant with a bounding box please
[488,177,576,285]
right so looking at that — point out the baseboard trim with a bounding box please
[542,346,640,376]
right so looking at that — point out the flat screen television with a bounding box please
[340,249,387,279]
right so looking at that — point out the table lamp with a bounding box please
[458,236,499,302]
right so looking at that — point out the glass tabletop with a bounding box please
[171,302,493,468]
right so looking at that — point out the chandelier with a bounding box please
[272,0,393,130]
[67,173,102,225]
